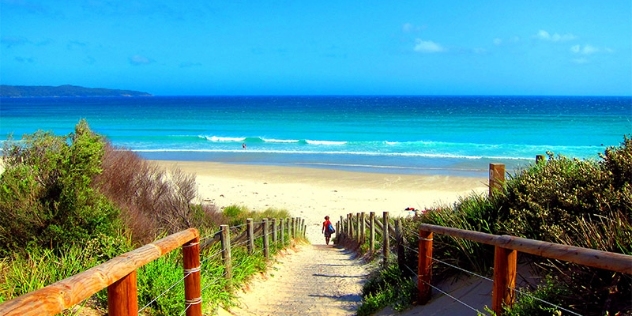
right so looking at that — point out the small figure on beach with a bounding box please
[242,143,247,149]
[322,215,334,245]
[405,207,422,217]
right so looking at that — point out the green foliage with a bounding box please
[0,120,120,255]
[358,262,417,315]
[136,251,188,315]
[400,136,632,316]
[0,234,131,302]
[222,205,291,227]
[504,276,570,316]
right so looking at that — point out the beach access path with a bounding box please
[151,160,490,315]
[219,243,369,316]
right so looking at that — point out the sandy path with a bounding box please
[149,160,489,315]
[220,243,369,316]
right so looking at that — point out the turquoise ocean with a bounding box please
[1,96,630,177]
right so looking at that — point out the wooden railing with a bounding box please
[417,224,632,315]
[0,216,307,316]
[0,228,201,316]
[336,212,632,315]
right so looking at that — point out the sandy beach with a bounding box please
[151,160,488,244]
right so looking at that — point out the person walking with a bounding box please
[322,215,334,245]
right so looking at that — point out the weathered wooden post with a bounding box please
[383,212,390,266]
[418,229,433,304]
[290,218,295,239]
[356,212,362,244]
[492,246,517,315]
[349,213,355,240]
[183,236,202,316]
[280,218,285,245]
[396,218,405,272]
[272,218,278,245]
[360,212,366,243]
[247,218,254,255]
[220,224,232,280]
[262,218,270,260]
[370,212,375,254]
[489,163,505,197]
[107,271,138,316]
[339,215,345,242]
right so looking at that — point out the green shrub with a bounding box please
[404,136,632,316]
[0,120,120,255]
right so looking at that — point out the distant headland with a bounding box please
[0,85,152,97]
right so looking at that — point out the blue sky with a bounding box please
[1,1,631,96]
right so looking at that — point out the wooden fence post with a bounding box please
[247,218,254,255]
[418,229,433,304]
[348,213,354,240]
[272,218,278,245]
[383,212,390,266]
[280,218,285,245]
[183,236,202,316]
[356,213,362,244]
[107,271,138,316]
[489,163,505,197]
[370,212,375,254]
[290,218,295,239]
[262,218,270,259]
[396,218,405,272]
[492,246,517,315]
[339,215,345,242]
[360,212,366,243]
[220,225,232,281]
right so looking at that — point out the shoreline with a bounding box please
[150,160,489,244]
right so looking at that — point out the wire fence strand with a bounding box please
[419,280,482,314]
[138,272,191,313]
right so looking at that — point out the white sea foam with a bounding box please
[205,136,246,142]
[305,140,347,145]
[262,138,300,143]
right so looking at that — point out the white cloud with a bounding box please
[570,44,610,55]
[414,39,445,53]
[402,23,414,33]
[536,29,576,42]
[129,54,153,65]
[581,45,598,55]
[493,38,502,45]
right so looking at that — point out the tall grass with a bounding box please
[0,233,131,304]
